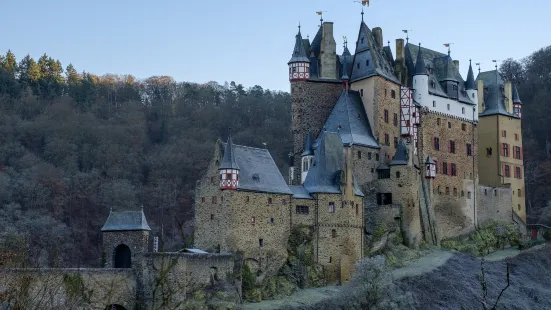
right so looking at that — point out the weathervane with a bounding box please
[443,43,454,55]
[343,36,348,49]
[475,62,482,74]
[402,30,412,43]
[353,0,370,21]
[316,11,327,27]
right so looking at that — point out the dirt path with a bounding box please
[239,247,520,310]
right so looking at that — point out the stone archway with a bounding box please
[105,304,127,310]
[114,244,131,268]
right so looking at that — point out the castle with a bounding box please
[195,12,526,283]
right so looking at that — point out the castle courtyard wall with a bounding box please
[477,184,513,225]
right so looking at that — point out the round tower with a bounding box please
[465,60,478,105]
[512,86,522,118]
[219,130,239,190]
[412,43,428,105]
[288,25,311,82]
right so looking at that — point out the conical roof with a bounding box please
[288,27,310,64]
[301,129,314,156]
[341,55,350,81]
[414,43,427,76]
[389,140,409,166]
[219,131,239,170]
[425,155,435,165]
[512,86,522,104]
[465,60,476,90]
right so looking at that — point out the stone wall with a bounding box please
[291,80,342,185]
[364,204,400,235]
[102,230,149,268]
[313,193,363,283]
[477,184,513,225]
[290,198,316,227]
[0,268,135,309]
[418,111,478,239]
[143,252,234,308]
[352,145,380,190]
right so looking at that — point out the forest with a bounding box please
[0,45,550,268]
[0,51,292,267]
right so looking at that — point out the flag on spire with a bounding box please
[443,43,450,47]
[362,0,370,6]
[402,30,408,34]
[316,11,323,15]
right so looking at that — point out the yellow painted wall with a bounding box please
[478,115,500,186]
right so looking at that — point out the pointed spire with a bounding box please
[219,128,239,170]
[341,55,350,81]
[512,86,522,104]
[301,129,314,157]
[390,139,409,166]
[466,59,476,90]
[414,43,427,76]
[288,24,310,64]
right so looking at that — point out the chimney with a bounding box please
[396,39,405,61]
[373,27,383,49]
[504,81,513,112]
[320,22,337,79]
[477,79,484,113]
[453,60,459,68]
[343,145,354,201]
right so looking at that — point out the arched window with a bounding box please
[114,244,131,268]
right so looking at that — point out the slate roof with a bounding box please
[316,90,380,149]
[309,26,323,58]
[476,70,519,118]
[289,29,310,64]
[220,143,292,195]
[389,139,409,166]
[465,61,476,90]
[101,210,151,232]
[219,133,239,170]
[289,185,314,200]
[414,44,428,76]
[425,155,435,165]
[304,131,364,196]
[350,22,399,84]
[405,43,475,105]
[301,129,314,156]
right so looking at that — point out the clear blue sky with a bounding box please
[1,0,547,92]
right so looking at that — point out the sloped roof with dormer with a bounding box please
[101,210,151,232]
[405,43,475,105]
[476,70,519,118]
[220,143,292,195]
[389,140,409,166]
[304,132,364,196]
[349,22,399,84]
[317,90,380,149]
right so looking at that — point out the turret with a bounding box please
[465,60,478,105]
[219,131,239,190]
[301,130,314,184]
[512,86,522,118]
[442,55,459,99]
[288,25,311,82]
[412,44,428,105]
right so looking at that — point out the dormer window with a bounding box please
[357,63,360,69]
[366,60,369,66]
[361,37,364,44]
[430,81,435,88]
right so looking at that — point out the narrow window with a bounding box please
[357,63,360,69]
[462,107,465,114]
[360,89,364,97]
[268,197,273,204]
[221,196,224,202]
[504,165,511,177]
[384,109,389,123]
[329,202,335,213]
[487,147,493,156]
[212,196,217,204]
[449,140,456,153]
[434,137,440,151]
[385,134,390,146]
[451,163,457,176]
[433,100,436,107]
[461,190,465,197]
[445,187,450,195]
[393,113,398,127]
[368,152,372,160]
[447,104,450,110]
[365,60,369,66]
[502,143,509,157]
[331,229,336,238]
[502,130,507,137]
[515,133,519,141]
[270,217,274,224]
[358,151,362,159]
[282,199,287,205]
[329,257,332,263]
[448,122,451,129]
[468,191,472,199]
[259,239,263,247]
[356,204,359,216]
[396,171,401,178]
[518,204,521,211]
[484,189,487,195]
[375,153,379,161]
[201,197,205,202]
[251,217,255,223]
[467,143,472,156]
[453,188,458,196]
[246,196,250,202]
[442,162,448,175]
[210,214,214,220]
[391,89,396,99]
[462,123,467,131]
[437,118,441,125]
[494,189,497,196]
[394,137,398,148]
